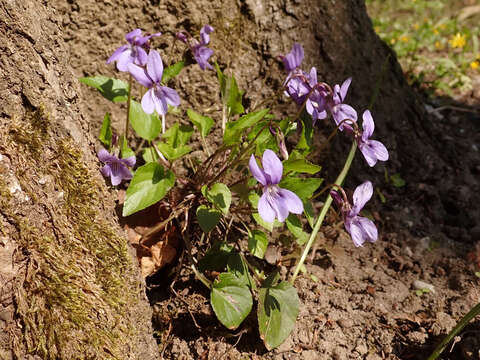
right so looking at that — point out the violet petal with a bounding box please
[369,140,389,161]
[125,29,142,43]
[107,44,128,64]
[128,63,153,88]
[262,150,283,185]
[278,188,304,215]
[135,47,148,66]
[200,25,214,45]
[258,192,276,223]
[352,181,373,215]
[98,148,113,162]
[160,86,181,107]
[268,191,289,223]
[249,155,267,186]
[359,143,380,167]
[362,110,375,139]
[116,49,135,72]
[339,78,352,102]
[146,50,163,84]
[141,88,156,114]
[121,156,136,167]
[100,164,112,178]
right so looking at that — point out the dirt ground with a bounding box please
[18,0,480,359]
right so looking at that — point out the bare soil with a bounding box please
[4,0,479,359]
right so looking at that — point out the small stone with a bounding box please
[407,330,428,343]
[403,246,413,257]
[416,237,431,252]
[355,341,368,355]
[333,347,348,359]
[297,328,310,344]
[413,280,435,294]
[264,246,280,265]
[301,350,319,360]
[338,318,353,328]
[275,334,293,352]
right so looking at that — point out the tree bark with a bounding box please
[0,1,159,359]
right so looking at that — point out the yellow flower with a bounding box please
[413,23,419,30]
[400,36,409,43]
[433,28,439,35]
[435,41,443,49]
[449,33,466,49]
[374,26,380,33]
[390,38,396,45]
[471,61,479,70]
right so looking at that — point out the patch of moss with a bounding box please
[1,108,143,359]
[8,106,49,160]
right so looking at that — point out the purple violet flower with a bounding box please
[282,44,309,105]
[304,67,328,124]
[281,43,304,73]
[249,150,303,223]
[176,32,188,43]
[98,149,136,186]
[331,181,378,247]
[107,29,161,72]
[284,69,311,106]
[327,78,357,131]
[192,25,214,70]
[357,110,389,167]
[128,50,180,115]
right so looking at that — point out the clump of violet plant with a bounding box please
[81,30,390,351]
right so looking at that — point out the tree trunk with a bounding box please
[0,1,159,359]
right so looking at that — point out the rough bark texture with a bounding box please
[0,1,159,359]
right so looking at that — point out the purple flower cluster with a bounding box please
[177,25,215,70]
[281,43,388,168]
[279,43,391,246]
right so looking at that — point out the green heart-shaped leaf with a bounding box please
[123,163,175,216]
[202,183,232,215]
[258,278,299,350]
[211,273,252,330]
[187,109,214,138]
[79,76,128,102]
[129,100,161,141]
[196,205,221,233]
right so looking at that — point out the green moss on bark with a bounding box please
[0,107,145,359]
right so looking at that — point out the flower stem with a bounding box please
[162,114,166,134]
[290,140,357,283]
[221,104,227,133]
[427,302,480,360]
[124,74,133,140]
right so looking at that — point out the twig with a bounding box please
[214,329,248,360]
[429,105,479,114]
